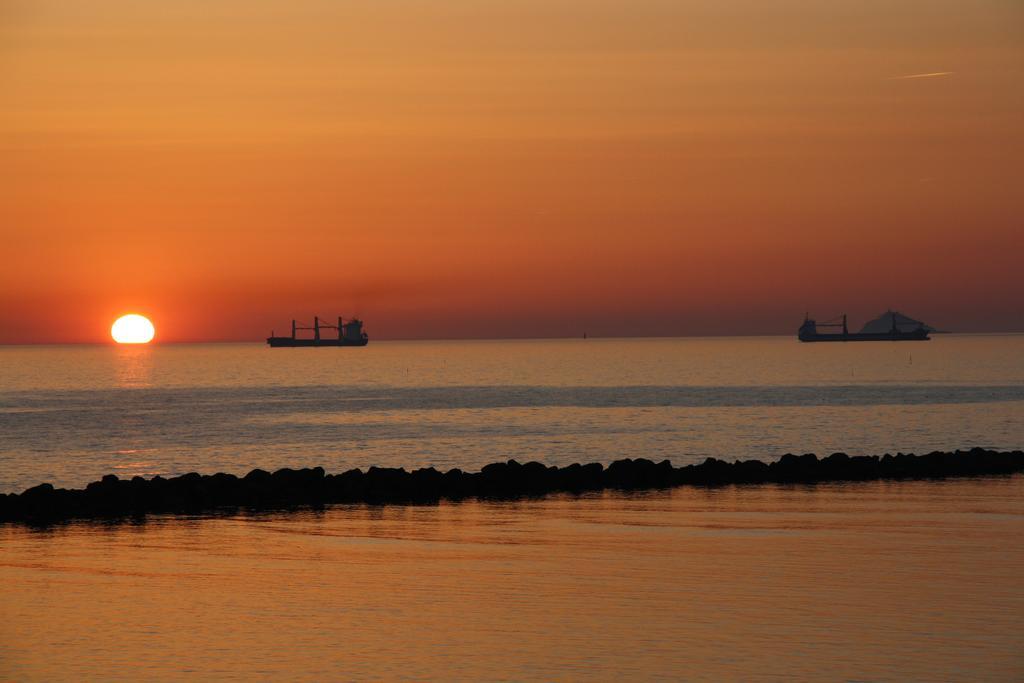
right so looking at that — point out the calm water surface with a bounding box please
[2,477,1022,680]
[1,335,1023,492]
[2,336,1023,679]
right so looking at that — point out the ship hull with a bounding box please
[798,331,930,342]
[267,337,368,347]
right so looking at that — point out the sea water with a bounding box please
[1,334,1023,492]
[2,335,1023,679]
[1,478,1022,679]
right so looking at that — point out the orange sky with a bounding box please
[1,0,1022,343]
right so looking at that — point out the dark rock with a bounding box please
[244,468,272,482]
[771,453,820,482]
[365,467,411,502]
[556,462,604,491]
[22,482,56,499]
[440,468,472,499]
[732,459,770,484]
[326,468,366,501]
[410,467,443,501]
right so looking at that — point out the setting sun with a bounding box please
[111,314,155,344]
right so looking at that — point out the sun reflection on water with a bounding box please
[113,344,155,388]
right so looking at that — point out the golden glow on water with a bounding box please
[1,478,1022,679]
[1,335,1023,493]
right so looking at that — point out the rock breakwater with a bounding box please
[2,448,1022,525]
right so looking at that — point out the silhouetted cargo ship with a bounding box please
[267,317,368,347]
[799,311,931,342]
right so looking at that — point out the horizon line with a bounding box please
[5,330,1024,347]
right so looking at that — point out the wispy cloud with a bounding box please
[890,71,954,80]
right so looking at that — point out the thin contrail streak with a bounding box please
[891,71,954,80]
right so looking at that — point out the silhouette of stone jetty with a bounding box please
[2,448,1022,525]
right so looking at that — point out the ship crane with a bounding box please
[810,311,904,335]
[807,314,849,335]
[290,316,347,341]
